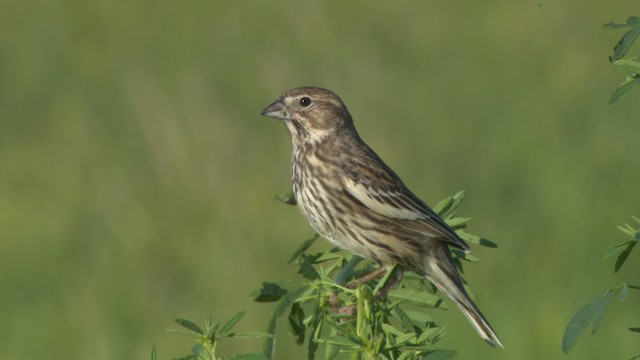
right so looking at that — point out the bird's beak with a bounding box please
[260,99,286,120]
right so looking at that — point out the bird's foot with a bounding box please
[345,266,388,289]
[330,267,403,316]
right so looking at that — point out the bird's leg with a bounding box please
[374,267,403,298]
[331,267,403,316]
[345,266,388,289]
[330,267,386,315]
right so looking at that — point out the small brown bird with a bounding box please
[261,87,503,348]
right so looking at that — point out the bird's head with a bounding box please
[261,87,354,144]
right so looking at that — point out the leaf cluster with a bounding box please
[562,216,640,358]
[253,191,496,359]
[604,16,640,104]
[160,312,272,360]
[156,191,496,359]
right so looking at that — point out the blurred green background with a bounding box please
[1,1,639,359]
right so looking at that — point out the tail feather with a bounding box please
[454,291,504,348]
[423,248,504,348]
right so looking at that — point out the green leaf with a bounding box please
[452,249,479,262]
[478,237,498,248]
[457,230,498,248]
[297,255,320,280]
[287,234,319,264]
[620,282,629,301]
[417,326,446,345]
[206,319,220,339]
[397,351,415,360]
[433,195,454,215]
[335,255,363,285]
[388,288,445,308]
[323,327,340,360]
[191,343,204,357]
[610,24,640,62]
[604,16,640,29]
[445,217,471,229]
[150,345,157,360]
[607,217,640,273]
[629,327,640,333]
[174,318,204,336]
[590,290,617,333]
[228,331,274,339]
[381,323,406,337]
[288,302,306,345]
[307,313,322,360]
[434,191,465,218]
[317,255,345,277]
[604,239,634,259]
[395,332,418,346]
[562,290,617,354]
[614,239,637,273]
[613,57,640,74]
[451,191,465,205]
[617,225,633,236]
[444,191,465,218]
[321,336,358,347]
[608,76,640,105]
[314,251,344,263]
[262,285,309,359]
[275,190,296,205]
[618,223,638,237]
[393,305,416,332]
[403,310,437,326]
[254,282,288,303]
[372,264,398,294]
[220,310,247,336]
[562,299,598,354]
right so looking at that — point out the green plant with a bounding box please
[604,16,640,104]
[254,191,497,359]
[157,312,272,360]
[156,192,497,359]
[562,216,640,358]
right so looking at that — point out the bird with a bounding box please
[261,86,503,348]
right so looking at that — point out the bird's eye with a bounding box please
[299,96,312,107]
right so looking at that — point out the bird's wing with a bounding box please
[344,177,470,251]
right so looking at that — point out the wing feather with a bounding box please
[344,177,470,251]
[345,180,424,220]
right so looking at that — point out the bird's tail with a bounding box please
[422,247,504,348]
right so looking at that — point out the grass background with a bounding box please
[1,1,639,359]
